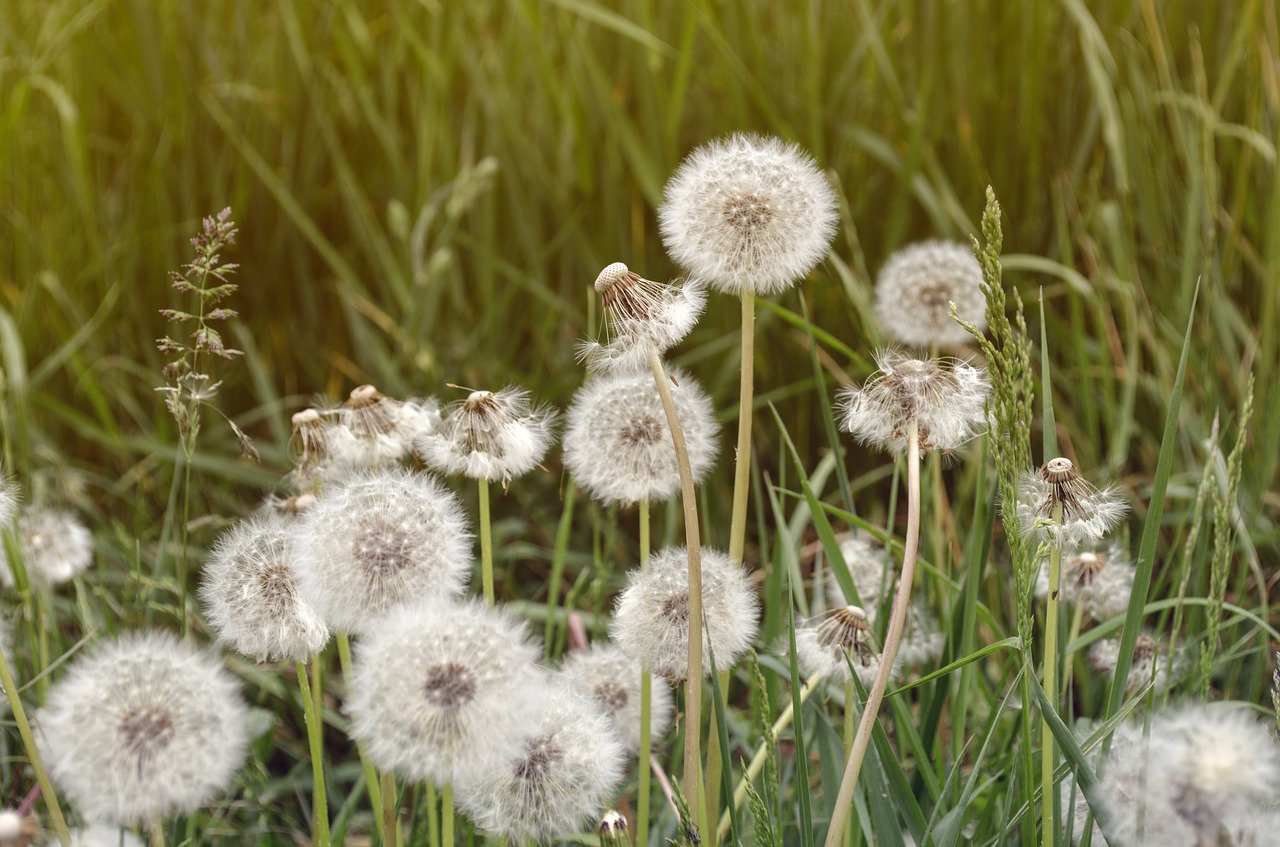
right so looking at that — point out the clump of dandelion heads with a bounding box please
[875,240,987,348]
[611,546,759,680]
[419,386,556,487]
[1089,631,1184,695]
[290,388,440,486]
[199,510,331,663]
[577,262,706,374]
[1016,458,1127,549]
[456,676,626,844]
[37,630,249,826]
[0,505,93,588]
[1034,544,1135,621]
[658,133,839,296]
[792,606,894,687]
[348,598,543,787]
[558,641,673,753]
[290,466,471,635]
[562,368,718,506]
[836,350,989,455]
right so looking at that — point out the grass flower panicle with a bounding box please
[836,350,989,455]
[562,368,718,506]
[875,240,988,348]
[0,506,93,587]
[455,676,626,844]
[37,630,249,827]
[577,262,706,375]
[558,641,673,754]
[199,510,331,663]
[1033,545,1135,621]
[658,133,838,295]
[347,599,543,787]
[289,467,471,635]
[1089,631,1184,695]
[611,546,759,681]
[1016,458,1127,549]
[420,387,556,487]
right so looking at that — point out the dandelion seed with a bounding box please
[562,369,718,506]
[1033,544,1134,621]
[289,467,471,635]
[577,263,706,375]
[348,599,543,787]
[659,134,839,296]
[0,809,37,847]
[419,387,556,487]
[611,547,759,681]
[37,630,249,826]
[558,641,673,754]
[875,240,987,348]
[199,510,331,663]
[1088,631,1183,695]
[836,350,989,455]
[456,677,626,844]
[1016,458,1127,549]
[0,506,93,588]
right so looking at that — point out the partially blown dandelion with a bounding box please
[793,606,890,687]
[1016,458,1127,550]
[1034,545,1135,621]
[577,263,706,375]
[875,240,987,348]
[558,641,673,754]
[419,387,556,487]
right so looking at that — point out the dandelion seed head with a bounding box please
[558,641,673,753]
[611,547,759,680]
[419,387,556,485]
[0,506,93,588]
[875,240,987,348]
[348,599,542,786]
[290,467,471,635]
[1088,631,1183,695]
[579,264,706,375]
[1034,544,1134,621]
[826,535,894,612]
[1016,459,1127,549]
[200,511,331,663]
[562,369,718,506]
[37,630,249,826]
[659,134,839,296]
[792,606,894,687]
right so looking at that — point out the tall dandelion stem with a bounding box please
[479,478,494,606]
[728,291,755,565]
[638,499,653,847]
[1040,501,1064,847]
[382,771,399,847]
[336,632,385,841]
[824,421,921,847]
[149,819,165,847]
[0,649,70,847]
[297,661,331,847]
[646,349,704,835]
[442,783,454,847]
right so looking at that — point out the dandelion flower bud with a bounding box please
[1033,544,1134,621]
[1088,631,1183,695]
[1016,458,1127,549]
[37,630,250,826]
[290,467,471,635]
[348,599,543,787]
[419,387,556,486]
[836,350,989,455]
[558,641,673,753]
[577,263,707,375]
[874,240,987,348]
[456,677,626,844]
[199,511,331,663]
[611,547,759,680]
[0,809,37,847]
[0,505,93,587]
[562,369,718,506]
[659,133,839,296]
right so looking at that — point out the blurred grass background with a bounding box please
[1,0,1276,624]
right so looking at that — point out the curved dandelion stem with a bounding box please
[1041,501,1064,847]
[728,291,755,566]
[823,421,921,847]
[0,649,70,846]
[296,661,330,847]
[479,478,494,606]
[637,498,653,847]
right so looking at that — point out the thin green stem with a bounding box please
[646,349,704,836]
[843,679,855,847]
[637,498,652,847]
[382,770,399,847]
[297,661,331,847]
[703,670,730,847]
[179,448,193,639]
[823,421,921,847]
[149,819,165,847]
[479,477,494,606]
[426,783,440,847]
[1041,502,1064,847]
[728,291,755,566]
[442,783,454,847]
[337,631,385,841]
[0,648,70,846]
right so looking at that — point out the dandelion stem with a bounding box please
[646,349,704,836]
[297,661,331,847]
[382,770,399,847]
[728,291,755,566]
[637,498,653,847]
[336,631,385,842]
[426,783,439,847]
[1040,502,1064,847]
[149,818,165,847]
[442,783,454,847]
[479,477,494,606]
[0,648,70,846]
[823,421,921,847]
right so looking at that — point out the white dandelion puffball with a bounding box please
[456,676,626,844]
[0,809,37,845]
[837,350,989,455]
[290,467,471,635]
[1088,631,1183,696]
[38,630,249,826]
[659,133,839,296]
[826,535,895,611]
[558,641,673,754]
[1016,458,1127,550]
[611,546,760,680]
[0,473,17,527]
[562,368,719,507]
[578,263,707,375]
[69,824,145,847]
[419,387,557,486]
[199,510,331,663]
[875,240,987,348]
[348,599,543,787]
[0,506,93,587]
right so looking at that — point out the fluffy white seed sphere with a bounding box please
[558,641,673,754]
[874,240,987,348]
[562,369,718,507]
[611,547,760,680]
[0,506,93,587]
[290,467,471,635]
[419,387,557,485]
[659,134,839,296]
[38,630,250,826]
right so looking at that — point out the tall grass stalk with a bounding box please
[638,498,653,847]
[0,648,70,846]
